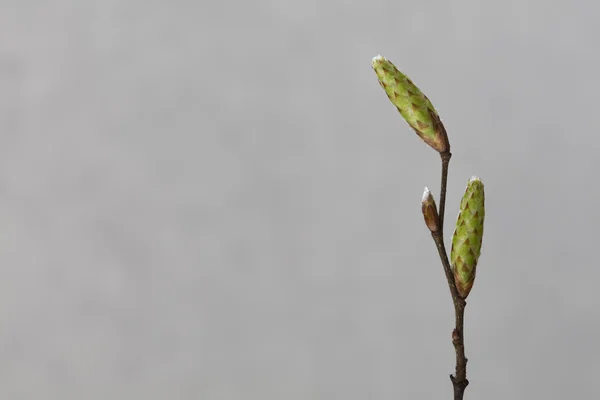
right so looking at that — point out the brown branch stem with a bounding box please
[431,151,469,400]
[438,152,451,234]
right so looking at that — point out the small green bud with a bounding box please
[371,55,449,153]
[451,177,485,298]
[421,187,439,233]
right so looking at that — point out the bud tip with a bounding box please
[371,55,386,68]
[422,186,431,202]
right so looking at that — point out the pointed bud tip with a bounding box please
[372,54,385,64]
[422,187,431,202]
[371,55,387,70]
[467,176,484,191]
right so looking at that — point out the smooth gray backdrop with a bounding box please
[1,0,598,399]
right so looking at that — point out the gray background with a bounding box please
[0,0,597,399]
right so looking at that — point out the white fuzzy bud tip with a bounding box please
[372,55,386,66]
[422,186,431,202]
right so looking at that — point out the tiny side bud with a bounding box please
[421,187,440,233]
[452,329,460,344]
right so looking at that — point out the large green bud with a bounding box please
[451,177,485,298]
[371,55,449,153]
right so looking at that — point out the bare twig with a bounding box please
[438,152,451,233]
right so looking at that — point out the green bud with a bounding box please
[371,55,449,153]
[421,187,439,233]
[451,177,485,298]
